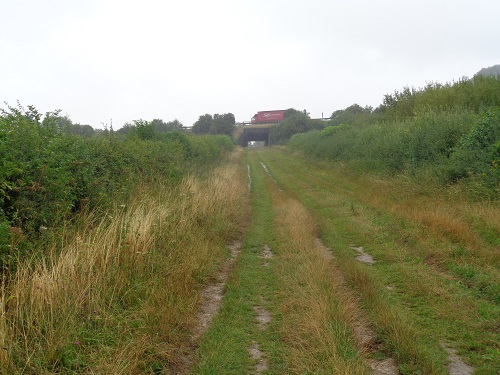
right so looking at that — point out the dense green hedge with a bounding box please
[0,104,233,267]
[287,75,500,199]
[380,75,500,121]
[289,108,500,198]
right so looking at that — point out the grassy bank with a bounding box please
[0,150,247,373]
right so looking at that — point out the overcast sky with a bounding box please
[1,0,499,128]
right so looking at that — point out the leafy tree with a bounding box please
[192,113,235,136]
[151,118,183,133]
[284,108,306,119]
[376,75,500,122]
[167,119,183,131]
[329,104,374,127]
[116,123,135,138]
[41,110,73,134]
[117,118,184,139]
[269,112,323,144]
[211,113,235,136]
[70,124,95,137]
[192,114,213,134]
[444,110,500,189]
[133,119,155,140]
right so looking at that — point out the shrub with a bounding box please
[320,124,352,137]
[270,113,324,144]
[0,103,233,269]
[441,109,500,195]
[289,108,499,198]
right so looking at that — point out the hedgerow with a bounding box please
[288,75,500,200]
[0,103,233,269]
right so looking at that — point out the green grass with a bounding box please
[254,147,499,375]
[6,145,496,373]
[191,150,285,374]
[0,155,247,374]
[194,149,373,374]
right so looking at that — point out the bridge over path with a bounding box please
[235,123,278,147]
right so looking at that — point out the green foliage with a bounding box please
[151,118,183,133]
[192,113,236,136]
[379,75,500,122]
[69,123,95,137]
[442,109,500,196]
[0,103,233,269]
[290,108,499,198]
[269,112,324,144]
[284,108,306,118]
[116,118,184,139]
[192,114,213,134]
[320,124,352,137]
[132,119,155,140]
[211,113,236,136]
[329,104,375,127]
[289,75,500,199]
[0,217,10,259]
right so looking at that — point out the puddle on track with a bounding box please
[193,241,242,341]
[247,244,273,372]
[247,164,252,192]
[253,303,271,330]
[260,162,282,190]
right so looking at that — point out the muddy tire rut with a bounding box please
[168,240,242,374]
[247,245,275,374]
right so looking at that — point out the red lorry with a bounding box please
[251,110,285,124]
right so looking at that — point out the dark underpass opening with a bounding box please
[238,127,273,147]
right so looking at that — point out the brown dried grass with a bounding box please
[271,191,370,374]
[0,154,248,373]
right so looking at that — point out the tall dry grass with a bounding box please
[271,189,370,374]
[0,153,248,374]
[359,174,500,265]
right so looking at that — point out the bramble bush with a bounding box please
[0,103,233,269]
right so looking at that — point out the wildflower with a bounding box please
[74,341,79,345]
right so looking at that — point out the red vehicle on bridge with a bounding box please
[251,110,285,124]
